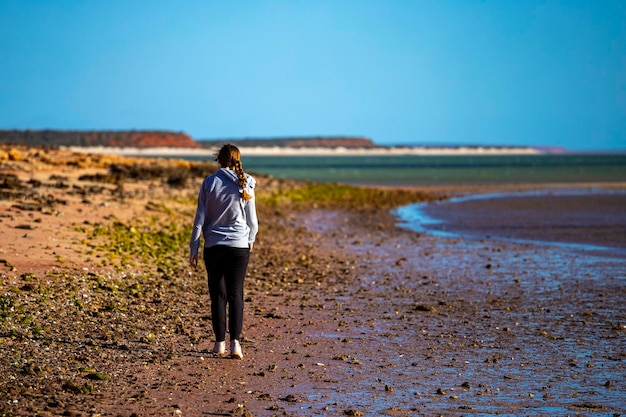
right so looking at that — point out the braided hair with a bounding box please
[216,144,252,201]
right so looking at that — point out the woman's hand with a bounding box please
[189,254,198,269]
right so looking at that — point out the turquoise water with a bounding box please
[183,153,626,186]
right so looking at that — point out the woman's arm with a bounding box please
[245,196,258,249]
[189,181,207,258]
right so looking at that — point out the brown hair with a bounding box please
[215,144,252,201]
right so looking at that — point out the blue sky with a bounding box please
[1,1,624,150]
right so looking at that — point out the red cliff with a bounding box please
[0,130,200,148]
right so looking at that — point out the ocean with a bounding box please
[224,153,626,186]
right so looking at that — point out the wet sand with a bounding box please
[303,209,626,415]
[1,145,624,416]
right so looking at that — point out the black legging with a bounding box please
[203,245,250,342]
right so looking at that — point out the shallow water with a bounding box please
[394,188,626,257]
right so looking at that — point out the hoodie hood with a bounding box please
[218,167,239,184]
[217,168,256,193]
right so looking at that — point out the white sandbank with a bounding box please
[63,146,543,157]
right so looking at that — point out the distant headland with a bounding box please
[0,129,200,148]
[0,130,376,149]
[198,136,377,149]
[0,129,546,155]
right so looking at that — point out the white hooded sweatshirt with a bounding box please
[189,168,258,255]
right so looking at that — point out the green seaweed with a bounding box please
[258,182,436,210]
[81,209,191,273]
[0,295,16,318]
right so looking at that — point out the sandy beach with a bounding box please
[1,145,624,416]
[63,145,543,157]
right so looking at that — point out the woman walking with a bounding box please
[189,144,258,359]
